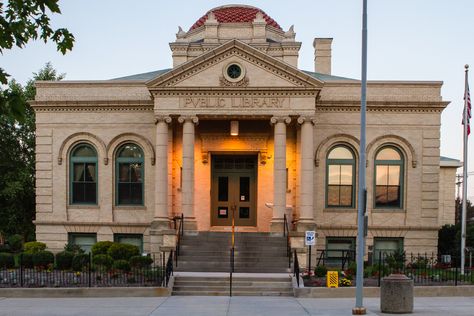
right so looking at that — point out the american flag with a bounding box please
[463,82,471,136]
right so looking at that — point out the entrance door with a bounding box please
[211,155,257,226]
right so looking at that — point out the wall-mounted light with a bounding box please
[230,120,239,136]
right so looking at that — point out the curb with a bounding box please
[0,287,171,298]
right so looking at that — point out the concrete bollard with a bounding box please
[380,274,414,314]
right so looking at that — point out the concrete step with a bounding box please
[171,290,293,296]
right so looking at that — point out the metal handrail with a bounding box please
[230,205,235,296]
[283,214,291,268]
[164,250,174,287]
[175,213,184,267]
[294,249,300,287]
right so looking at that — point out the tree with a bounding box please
[0,62,64,241]
[0,0,74,120]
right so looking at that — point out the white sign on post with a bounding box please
[305,231,316,246]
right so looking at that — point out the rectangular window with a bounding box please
[327,165,353,207]
[375,165,401,207]
[68,233,97,253]
[117,162,143,205]
[373,238,403,262]
[218,176,228,202]
[114,234,143,254]
[326,237,355,264]
[72,162,97,204]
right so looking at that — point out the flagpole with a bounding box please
[353,0,367,314]
[461,64,469,275]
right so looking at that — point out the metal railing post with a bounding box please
[88,252,92,288]
[20,253,24,287]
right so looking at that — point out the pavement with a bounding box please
[0,296,474,316]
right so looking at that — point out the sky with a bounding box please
[2,0,474,198]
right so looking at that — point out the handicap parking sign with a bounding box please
[305,231,316,246]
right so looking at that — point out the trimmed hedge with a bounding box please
[72,253,90,272]
[7,234,23,253]
[0,253,15,269]
[107,243,139,261]
[91,241,114,256]
[92,254,113,270]
[32,250,54,268]
[112,259,130,272]
[21,253,33,268]
[129,255,153,268]
[56,251,74,270]
[24,241,46,254]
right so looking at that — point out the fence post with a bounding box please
[455,260,458,286]
[378,252,382,287]
[20,253,24,287]
[88,252,92,288]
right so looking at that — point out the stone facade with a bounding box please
[32,5,459,261]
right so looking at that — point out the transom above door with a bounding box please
[211,154,257,226]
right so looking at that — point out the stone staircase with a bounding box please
[172,274,293,296]
[174,232,290,273]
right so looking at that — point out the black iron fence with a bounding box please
[0,252,169,288]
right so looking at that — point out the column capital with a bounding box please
[270,116,291,125]
[178,115,199,125]
[297,116,316,125]
[155,115,172,124]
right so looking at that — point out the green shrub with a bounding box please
[0,253,15,268]
[0,244,10,253]
[21,253,33,268]
[56,251,74,270]
[345,262,357,276]
[6,234,23,253]
[386,250,405,272]
[91,241,114,256]
[93,254,113,270]
[72,253,90,272]
[107,243,139,261]
[24,241,46,254]
[112,259,130,272]
[129,255,153,268]
[314,265,328,277]
[64,243,85,255]
[32,250,54,268]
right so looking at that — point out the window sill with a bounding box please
[371,208,405,213]
[323,208,356,213]
[67,205,99,210]
[113,206,147,211]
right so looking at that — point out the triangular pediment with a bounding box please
[147,40,323,90]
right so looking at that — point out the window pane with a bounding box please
[118,183,130,204]
[71,234,96,253]
[85,163,96,182]
[218,177,228,201]
[84,183,96,203]
[388,165,400,185]
[340,185,353,206]
[327,185,339,206]
[130,183,143,204]
[239,207,250,219]
[73,145,96,157]
[328,165,340,185]
[240,177,250,202]
[72,182,85,203]
[117,235,143,253]
[376,148,401,160]
[130,163,142,182]
[119,163,130,182]
[376,165,388,185]
[218,206,228,218]
[74,163,85,181]
[386,186,400,206]
[118,144,143,158]
[375,186,388,205]
[328,146,353,159]
[340,165,353,185]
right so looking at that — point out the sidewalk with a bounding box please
[0,296,473,316]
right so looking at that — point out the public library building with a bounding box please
[32,5,459,267]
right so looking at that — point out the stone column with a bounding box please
[297,116,316,231]
[153,115,172,229]
[178,115,199,230]
[270,116,291,232]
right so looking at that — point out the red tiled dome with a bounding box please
[189,5,282,31]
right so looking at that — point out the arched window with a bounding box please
[374,146,404,208]
[326,145,356,207]
[70,143,97,204]
[116,143,144,205]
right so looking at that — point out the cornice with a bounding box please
[152,88,318,97]
[316,224,440,231]
[30,100,153,112]
[316,101,448,113]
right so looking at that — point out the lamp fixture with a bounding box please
[230,121,239,136]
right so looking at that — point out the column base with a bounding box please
[270,218,284,233]
[296,219,316,232]
[150,218,171,230]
